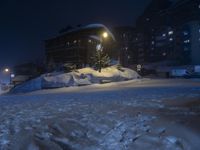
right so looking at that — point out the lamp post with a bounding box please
[98,31,108,49]
[3,68,14,85]
[94,31,109,73]
[89,31,110,72]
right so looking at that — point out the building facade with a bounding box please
[45,24,116,68]
[135,0,200,65]
[11,63,44,85]
[113,27,138,66]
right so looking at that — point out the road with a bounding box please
[0,79,200,150]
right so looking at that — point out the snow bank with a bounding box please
[78,66,139,81]
[0,88,4,95]
[11,77,42,93]
[0,84,13,95]
[11,66,140,93]
[42,73,73,88]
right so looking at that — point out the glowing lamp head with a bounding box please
[4,68,9,72]
[102,32,108,38]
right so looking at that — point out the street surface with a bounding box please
[0,79,200,150]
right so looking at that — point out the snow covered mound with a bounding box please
[11,66,140,93]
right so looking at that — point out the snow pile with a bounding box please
[79,66,139,80]
[0,84,12,95]
[11,66,140,93]
[0,88,3,95]
[11,77,42,93]
[42,73,73,88]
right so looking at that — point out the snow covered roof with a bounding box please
[58,23,115,41]
[89,35,101,41]
[85,24,115,41]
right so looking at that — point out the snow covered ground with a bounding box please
[0,79,200,150]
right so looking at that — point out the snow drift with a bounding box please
[11,66,140,93]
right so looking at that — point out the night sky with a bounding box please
[0,0,150,68]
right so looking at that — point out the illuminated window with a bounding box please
[184,40,190,43]
[183,31,188,35]
[162,52,166,56]
[146,18,150,21]
[169,38,173,41]
[168,31,174,35]
[124,47,128,50]
[162,33,166,37]
[11,74,15,78]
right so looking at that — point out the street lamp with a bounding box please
[3,68,14,84]
[102,32,108,39]
[94,32,110,73]
[4,68,10,73]
[98,32,109,51]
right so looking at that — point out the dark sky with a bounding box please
[0,0,150,68]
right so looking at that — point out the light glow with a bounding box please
[102,32,108,38]
[4,68,9,73]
